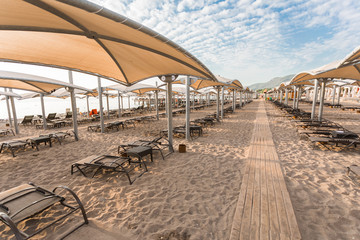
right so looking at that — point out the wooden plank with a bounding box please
[268,141,291,238]
[229,161,251,239]
[229,109,259,240]
[272,151,301,240]
[239,144,257,239]
[249,141,261,239]
[260,138,270,240]
[230,101,301,240]
[265,145,280,240]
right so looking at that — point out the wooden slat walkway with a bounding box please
[230,101,301,240]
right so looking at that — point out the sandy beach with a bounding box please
[1,99,360,239]
[0,102,254,239]
[267,100,360,240]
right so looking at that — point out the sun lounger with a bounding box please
[71,155,146,184]
[118,145,153,163]
[341,106,360,111]
[347,165,360,183]
[122,135,172,160]
[0,182,88,240]
[0,129,15,137]
[40,130,77,144]
[26,136,52,151]
[309,133,360,151]
[20,115,34,126]
[35,122,55,129]
[46,113,57,121]
[65,112,72,118]
[0,140,29,157]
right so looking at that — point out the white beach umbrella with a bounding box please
[290,46,360,120]
[0,0,216,84]
[0,91,21,98]
[0,70,91,135]
[0,0,217,149]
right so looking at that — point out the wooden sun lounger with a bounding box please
[0,183,88,240]
[71,155,147,184]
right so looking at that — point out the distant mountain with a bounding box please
[248,74,295,90]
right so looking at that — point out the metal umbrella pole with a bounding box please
[9,89,19,134]
[97,77,105,133]
[106,94,110,119]
[232,90,235,112]
[40,93,47,130]
[216,87,220,121]
[155,90,159,120]
[68,71,79,140]
[221,86,224,119]
[292,86,297,109]
[185,76,191,140]
[4,88,13,127]
[318,80,326,121]
[117,91,121,118]
[86,95,90,117]
[311,79,319,120]
[337,86,341,105]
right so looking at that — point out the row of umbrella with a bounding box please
[268,45,360,121]
[0,0,251,148]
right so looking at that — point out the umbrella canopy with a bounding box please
[173,75,243,90]
[18,92,41,99]
[278,80,293,89]
[0,0,216,85]
[159,85,199,95]
[107,83,164,95]
[215,75,243,89]
[339,45,360,67]
[0,90,21,98]
[50,88,88,98]
[291,45,360,85]
[291,60,360,84]
[0,70,91,93]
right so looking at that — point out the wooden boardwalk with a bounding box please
[229,101,301,240]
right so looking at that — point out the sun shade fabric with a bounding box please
[291,45,360,85]
[0,70,91,93]
[173,76,243,90]
[215,75,243,89]
[0,91,21,98]
[339,45,360,67]
[0,0,216,85]
[106,83,164,95]
[291,61,360,85]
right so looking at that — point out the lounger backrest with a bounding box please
[331,130,359,139]
[47,113,57,120]
[0,184,61,223]
[66,112,72,118]
[21,115,34,123]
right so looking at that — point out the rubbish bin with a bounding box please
[178,144,186,153]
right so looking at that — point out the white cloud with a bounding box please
[88,0,360,86]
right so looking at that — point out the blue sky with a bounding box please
[0,0,358,89]
[87,0,360,86]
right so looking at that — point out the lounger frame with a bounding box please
[0,183,88,240]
